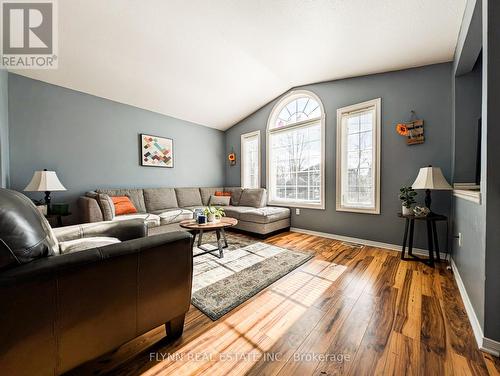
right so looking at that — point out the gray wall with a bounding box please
[0,70,8,188]
[452,197,485,327]
[454,55,482,183]
[225,63,453,249]
[8,74,225,221]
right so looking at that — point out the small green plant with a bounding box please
[204,205,225,218]
[399,186,417,208]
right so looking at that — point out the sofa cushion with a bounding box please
[199,187,223,205]
[59,237,121,255]
[113,213,161,228]
[96,189,146,213]
[153,208,194,225]
[95,193,115,220]
[223,187,244,206]
[222,206,254,220]
[239,188,267,208]
[175,188,203,207]
[143,188,178,212]
[209,195,231,206]
[239,207,290,224]
[111,196,138,215]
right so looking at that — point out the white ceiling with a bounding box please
[13,0,467,130]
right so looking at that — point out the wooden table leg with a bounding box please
[432,220,440,262]
[408,219,415,257]
[426,220,435,267]
[401,218,409,259]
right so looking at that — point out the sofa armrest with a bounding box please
[53,219,147,242]
[0,231,192,286]
[78,196,104,223]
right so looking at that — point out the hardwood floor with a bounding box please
[70,231,499,376]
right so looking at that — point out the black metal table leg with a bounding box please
[426,220,435,267]
[401,218,409,259]
[432,220,440,262]
[215,229,224,258]
[192,229,227,259]
[221,228,228,248]
[197,230,203,247]
[408,219,415,257]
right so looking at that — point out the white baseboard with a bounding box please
[450,258,500,357]
[482,337,500,356]
[290,227,448,259]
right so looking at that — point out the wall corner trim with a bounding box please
[450,258,500,357]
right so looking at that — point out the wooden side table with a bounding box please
[398,213,448,267]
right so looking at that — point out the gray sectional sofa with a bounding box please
[78,187,290,236]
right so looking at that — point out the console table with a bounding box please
[398,213,448,267]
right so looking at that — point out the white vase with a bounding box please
[402,205,412,216]
[207,213,216,222]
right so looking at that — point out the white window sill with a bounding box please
[268,201,325,210]
[453,189,481,204]
[453,183,481,204]
[336,206,380,215]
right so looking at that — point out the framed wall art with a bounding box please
[140,134,174,168]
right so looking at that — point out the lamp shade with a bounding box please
[24,170,66,192]
[411,167,452,190]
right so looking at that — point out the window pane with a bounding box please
[241,132,260,189]
[347,151,359,169]
[272,96,322,129]
[360,131,372,149]
[347,134,359,151]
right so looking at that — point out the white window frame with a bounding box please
[266,90,326,209]
[241,130,261,189]
[336,98,381,214]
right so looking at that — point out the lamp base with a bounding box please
[44,191,51,215]
[424,189,432,213]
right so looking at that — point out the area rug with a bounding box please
[191,232,313,320]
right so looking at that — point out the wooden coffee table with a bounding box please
[179,217,238,259]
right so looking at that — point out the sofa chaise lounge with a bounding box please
[79,187,291,237]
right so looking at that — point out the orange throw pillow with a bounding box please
[111,196,138,215]
[215,191,231,197]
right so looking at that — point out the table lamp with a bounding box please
[411,166,452,212]
[24,169,67,210]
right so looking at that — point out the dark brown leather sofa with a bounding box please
[0,188,193,375]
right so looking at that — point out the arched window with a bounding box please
[267,90,325,209]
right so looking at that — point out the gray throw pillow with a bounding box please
[96,193,115,220]
[239,188,267,208]
[209,195,231,206]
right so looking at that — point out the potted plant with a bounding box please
[399,186,417,215]
[204,206,225,223]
